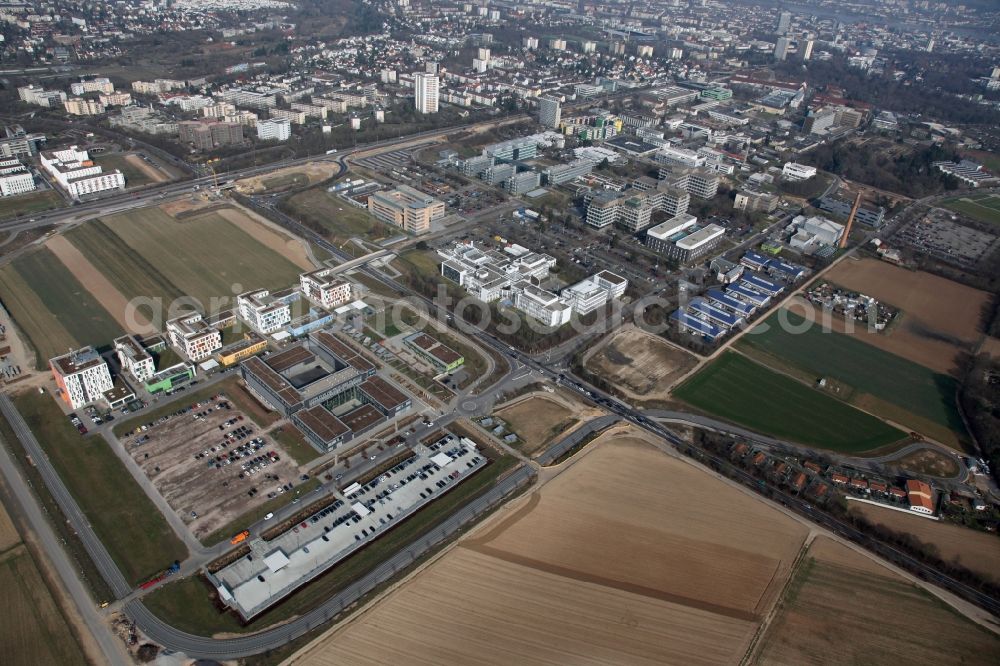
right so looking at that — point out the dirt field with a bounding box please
[290,435,809,665]
[755,537,1000,665]
[822,258,992,375]
[892,447,960,478]
[124,392,303,540]
[237,163,340,194]
[214,205,315,271]
[45,235,156,335]
[125,154,169,183]
[850,503,1000,583]
[494,392,593,456]
[584,327,698,402]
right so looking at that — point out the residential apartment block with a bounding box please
[414,72,440,113]
[257,118,291,141]
[367,185,444,235]
[63,98,106,116]
[237,289,292,335]
[178,120,245,151]
[300,269,352,309]
[50,347,114,410]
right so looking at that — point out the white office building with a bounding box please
[414,73,440,114]
[513,282,572,327]
[788,214,845,250]
[166,313,222,362]
[257,118,291,141]
[237,289,292,334]
[300,269,352,309]
[39,146,125,199]
[114,335,155,382]
[782,162,817,181]
[0,159,35,196]
[50,347,114,410]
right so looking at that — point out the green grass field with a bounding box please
[941,193,1000,226]
[15,391,187,584]
[0,190,63,220]
[0,546,88,666]
[262,172,309,191]
[102,207,304,309]
[284,188,379,243]
[740,311,965,434]
[94,153,154,187]
[673,352,905,452]
[144,455,518,634]
[0,248,123,366]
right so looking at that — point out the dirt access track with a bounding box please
[287,432,809,666]
[125,154,170,183]
[236,162,341,195]
[583,326,698,403]
[822,258,993,376]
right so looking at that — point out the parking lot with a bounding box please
[123,392,305,540]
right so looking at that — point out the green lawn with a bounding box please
[941,194,1000,226]
[143,455,519,634]
[269,423,321,465]
[740,311,965,434]
[114,377,277,438]
[284,188,380,243]
[94,154,154,187]
[14,392,187,585]
[0,190,63,220]
[0,248,123,366]
[673,352,906,452]
[101,207,303,309]
[262,172,309,191]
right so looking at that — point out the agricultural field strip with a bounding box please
[674,352,905,452]
[740,310,964,432]
[102,207,303,307]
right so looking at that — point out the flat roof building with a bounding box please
[166,313,223,362]
[114,335,155,382]
[368,184,444,235]
[50,347,114,410]
[237,289,292,335]
[300,268,352,309]
[39,146,124,199]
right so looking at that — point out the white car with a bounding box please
[264,512,274,520]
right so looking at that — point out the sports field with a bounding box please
[0,248,123,366]
[673,352,905,452]
[290,435,809,666]
[941,192,1000,226]
[740,310,965,436]
[101,206,303,309]
[756,537,1000,664]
